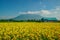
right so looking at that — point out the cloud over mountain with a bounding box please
[19,6,60,20]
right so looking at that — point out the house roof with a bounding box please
[43,18,57,20]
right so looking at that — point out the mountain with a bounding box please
[13,14,42,20]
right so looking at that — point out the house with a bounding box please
[41,17,57,22]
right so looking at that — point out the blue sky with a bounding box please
[0,0,60,20]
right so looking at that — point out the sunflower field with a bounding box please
[0,22,60,40]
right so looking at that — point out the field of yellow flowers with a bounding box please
[0,22,60,40]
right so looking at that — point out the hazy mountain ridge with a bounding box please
[0,14,58,22]
[13,14,43,20]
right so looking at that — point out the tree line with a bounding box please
[0,18,60,22]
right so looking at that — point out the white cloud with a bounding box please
[40,10,51,15]
[19,11,39,14]
[48,6,60,20]
[19,6,60,20]
[19,10,50,15]
[27,11,40,14]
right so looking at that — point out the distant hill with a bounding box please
[13,14,43,20]
[0,14,58,22]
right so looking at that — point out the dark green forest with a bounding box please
[0,18,60,22]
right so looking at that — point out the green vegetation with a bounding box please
[0,19,60,22]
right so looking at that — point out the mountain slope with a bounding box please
[13,14,42,20]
